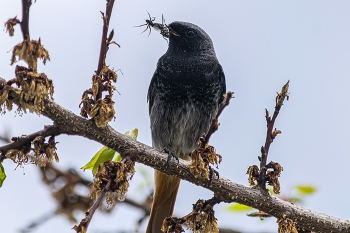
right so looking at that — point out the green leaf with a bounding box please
[81,146,116,174]
[114,128,138,162]
[295,185,317,196]
[81,128,139,174]
[226,203,254,212]
[114,154,121,162]
[0,163,6,187]
[81,146,105,171]
[125,128,138,140]
[281,80,290,93]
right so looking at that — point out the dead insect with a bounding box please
[156,14,170,40]
[134,11,156,36]
[135,12,170,42]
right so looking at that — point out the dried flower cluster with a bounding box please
[31,136,59,167]
[266,161,283,194]
[246,165,259,186]
[161,198,220,233]
[0,84,16,113]
[190,144,222,180]
[4,16,20,37]
[5,136,58,168]
[90,159,135,205]
[277,214,298,233]
[5,144,31,167]
[80,66,118,127]
[184,199,219,233]
[72,218,88,233]
[11,38,50,73]
[161,217,185,233]
[246,161,283,194]
[0,66,54,114]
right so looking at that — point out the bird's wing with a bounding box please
[147,66,163,115]
[217,64,227,104]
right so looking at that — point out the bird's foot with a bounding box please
[162,147,179,168]
[208,166,220,186]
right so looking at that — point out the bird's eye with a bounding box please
[185,30,196,38]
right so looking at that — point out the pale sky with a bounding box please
[1,1,350,232]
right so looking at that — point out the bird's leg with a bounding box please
[162,146,179,168]
[208,166,220,186]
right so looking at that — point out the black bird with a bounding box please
[146,21,226,233]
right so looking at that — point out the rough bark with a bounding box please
[24,99,350,233]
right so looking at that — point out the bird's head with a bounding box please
[165,21,215,55]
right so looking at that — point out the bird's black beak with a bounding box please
[159,25,180,38]
[169,26,180,37]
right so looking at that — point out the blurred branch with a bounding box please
[18,163,151,232]
[0,133,11,143]
[20,211,56,233]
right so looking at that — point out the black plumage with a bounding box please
[148,21,226,156]
[146,21,226,233]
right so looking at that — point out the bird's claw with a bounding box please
[162,147,179,168]
[208,166,219,186]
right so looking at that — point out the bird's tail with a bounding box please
[146,170,181,233]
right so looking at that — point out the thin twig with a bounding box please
[258,81,289,188]
[73,180,112,233]
[20,0,32,40]
[95,0,116,101]
[202,91,234,147]
[204,196,222,206]
[0,125,59,155]
[124,197,151,214]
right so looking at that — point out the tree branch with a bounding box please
[202,91,234,147]
[73,180,112,233]
[0,125,60,155]
[29,98,348,233]
[259,81,289,188]
[0,78,348,231]
[95,0,116,100]
[20,0,31,40]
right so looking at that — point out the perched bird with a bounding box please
[146,21,226,233]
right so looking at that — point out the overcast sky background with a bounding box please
[1,1,350,232]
